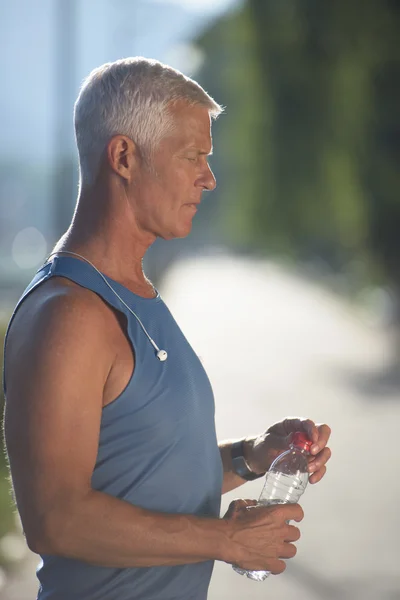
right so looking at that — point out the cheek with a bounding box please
[167,169,194,202]
[151,161,195,208]
[173,164,193,184]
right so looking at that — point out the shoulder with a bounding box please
[6,277,119,371]
[10,276,114,335]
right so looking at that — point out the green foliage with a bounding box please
[199,0,400,290]
[0,322,17,541]
[198,4,267,247]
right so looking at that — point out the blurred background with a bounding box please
[1,0,399,598]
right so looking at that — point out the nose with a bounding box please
[201,162,217,192]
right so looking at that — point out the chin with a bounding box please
[160,222,193,241]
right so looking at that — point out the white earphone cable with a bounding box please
[44,251,168,361]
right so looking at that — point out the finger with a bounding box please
[284,418,314,438]
[318,423,331,444]
[309,465,327,484]
[267,418,304,437]
[245,503,271,516]
[284,524,301,542]
[300,419,318,444]
[233,498,254,507]
[283,418,319,445]
[269,559,286,575]
[308,446,331,473]
[311,423,331,455]
[280,542,297,559]
[223,502,236,519]
[231,499,259,516]
[243,499,258,506]
[228,499,243,509]
[224,499,249,518]
[273,503,304,522]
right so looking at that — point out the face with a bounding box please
[131,101,217,240]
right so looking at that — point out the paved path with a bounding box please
[162,255,400,600]
[2,254,399,599]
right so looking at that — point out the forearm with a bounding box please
[33,489,231,568]
[219,437,261,494]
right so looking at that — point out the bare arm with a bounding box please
[3,286,229,567]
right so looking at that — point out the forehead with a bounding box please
[163,101,213,152]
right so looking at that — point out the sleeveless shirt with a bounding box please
[3,256,223,600]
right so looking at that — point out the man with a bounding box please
[3,57,331,600]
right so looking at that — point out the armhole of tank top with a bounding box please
[99,301,138,412]
[3,271,139,407]
[43,272,140,411]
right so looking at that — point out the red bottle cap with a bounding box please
[290,431,312,451]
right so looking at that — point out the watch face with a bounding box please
[232,455,252,479]
[231,442,264,481]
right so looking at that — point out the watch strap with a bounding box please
[231,439,265,481]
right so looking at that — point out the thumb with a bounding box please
[223,499,257,519]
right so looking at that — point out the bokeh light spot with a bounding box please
[12,227,47,269]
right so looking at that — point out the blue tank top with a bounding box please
[4,256,223,600]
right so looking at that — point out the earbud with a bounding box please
[156,349,168,362]
[149,337,168,362]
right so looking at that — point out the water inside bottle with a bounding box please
[234,473,307,581]
[233,456,308,582]
[259,471,307,505]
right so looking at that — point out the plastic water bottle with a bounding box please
[232,431,312,582]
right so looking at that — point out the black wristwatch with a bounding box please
[231,439,265,481]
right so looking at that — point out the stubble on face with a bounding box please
[134,101,215,240]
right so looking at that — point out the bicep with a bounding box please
[4,293,114,539]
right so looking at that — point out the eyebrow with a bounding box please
[184,144,213,156]
[187,148,213,156]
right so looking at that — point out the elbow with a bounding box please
[25,528,61,556]
[22,492,90,557]
[26,533,47,555]
[24,514,69,556]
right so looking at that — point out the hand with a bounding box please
[223,498,303,573]
[246,417,331,484]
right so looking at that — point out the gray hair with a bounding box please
[74,57,223,187]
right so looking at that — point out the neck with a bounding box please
[52,182,157,287]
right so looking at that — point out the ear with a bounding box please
[107,135,139,181]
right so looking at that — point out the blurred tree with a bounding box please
[199,0,400,302]
[197,3,266,251]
